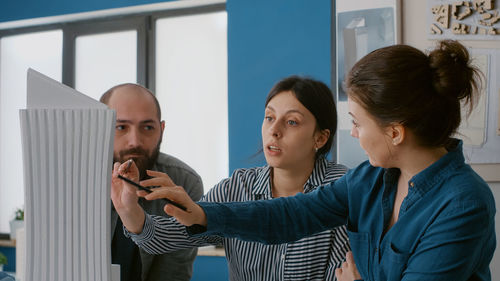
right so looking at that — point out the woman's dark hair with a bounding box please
[346,40,481,147]
[265,76,338,158]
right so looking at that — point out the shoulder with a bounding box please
[154,153,202,181]
[324,161,349,177]
[203,165,270,201]
[215,165,268,188]
[342,160,385,191]
[318,160,349,185]
[438,165,495,213]
[348,160,383,176]
[230,165,266,179]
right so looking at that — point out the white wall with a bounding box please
[401,0,500,278]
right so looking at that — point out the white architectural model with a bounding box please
[19,69,118,281]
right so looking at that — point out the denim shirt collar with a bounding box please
[409,139,463,195]
[251,157,330,196]
[383,139,464,212]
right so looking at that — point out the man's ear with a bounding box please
[159,120,166,143]
[160,120,166,133]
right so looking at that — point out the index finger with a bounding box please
[144,186,178,201]
[142,170,175,186]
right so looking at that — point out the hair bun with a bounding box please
[428,40,479,106]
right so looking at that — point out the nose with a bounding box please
[350,125,359,139]
[125,127,143,148]
[269,121,282,138]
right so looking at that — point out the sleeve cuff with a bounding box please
[185,202,227,237]
[186,224,207,235]
[123,211,155,244]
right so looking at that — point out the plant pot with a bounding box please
[9,220,24,240]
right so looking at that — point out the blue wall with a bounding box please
[227,0,332,171]
[0,0,333,172]
[0,246,15,272]
[191,256,228,281]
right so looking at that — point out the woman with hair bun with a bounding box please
[117,40,496,281]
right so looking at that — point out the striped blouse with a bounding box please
[127,157,350,281]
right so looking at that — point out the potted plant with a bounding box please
[9,207,24,240]
[0,251,7,271]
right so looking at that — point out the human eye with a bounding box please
[143,125,155,131]
[264,116,273,122]
[287,120,298,126]
[116,125,126,131]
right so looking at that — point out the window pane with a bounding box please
[75,30,137,100]
[156,12,228,193]
[0,30,62,233]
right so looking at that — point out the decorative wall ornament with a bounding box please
[428,0,500,39]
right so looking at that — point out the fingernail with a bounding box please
[125,159,132,171]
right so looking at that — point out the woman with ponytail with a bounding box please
[115,40,496,281]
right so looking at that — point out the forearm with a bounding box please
[116,203,145,234]
[196,186,347,244]
[127,213,221,255]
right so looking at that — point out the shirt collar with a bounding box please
[408,139,464,195]
[252,157,330,196]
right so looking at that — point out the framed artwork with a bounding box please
[334,0,401,168]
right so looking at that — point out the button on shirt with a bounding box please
[198,140,496,281]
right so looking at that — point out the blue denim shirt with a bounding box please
[196,140,496,281]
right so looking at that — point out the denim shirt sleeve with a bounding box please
[403,199,495,280]
[196,173,350,244]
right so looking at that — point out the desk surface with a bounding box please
[0,239,15,247]
[1,239,224,256]
[197,245,225,257]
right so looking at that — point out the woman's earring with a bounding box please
[315,147,319,152]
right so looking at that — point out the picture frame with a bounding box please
[334,0,401,168]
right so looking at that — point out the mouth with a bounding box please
[124,154,146,160]
[267,145,281,152]
[126,154,143,157]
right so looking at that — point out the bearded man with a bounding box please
[101,84,203,281]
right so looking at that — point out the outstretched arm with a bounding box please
[149,175,350,244]
[140,184,208,227]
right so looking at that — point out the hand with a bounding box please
[143,185,207,227]
[335,251,362,281]
[111,160,145,234]
[111,160,140,210]
[138,170,177,196]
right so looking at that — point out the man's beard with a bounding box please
[114,142,161,180]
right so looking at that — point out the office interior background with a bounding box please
[0,0,499,279]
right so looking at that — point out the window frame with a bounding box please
[0,2,225,90]
[0,2,226,235]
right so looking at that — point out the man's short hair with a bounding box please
[100,83,162,121]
